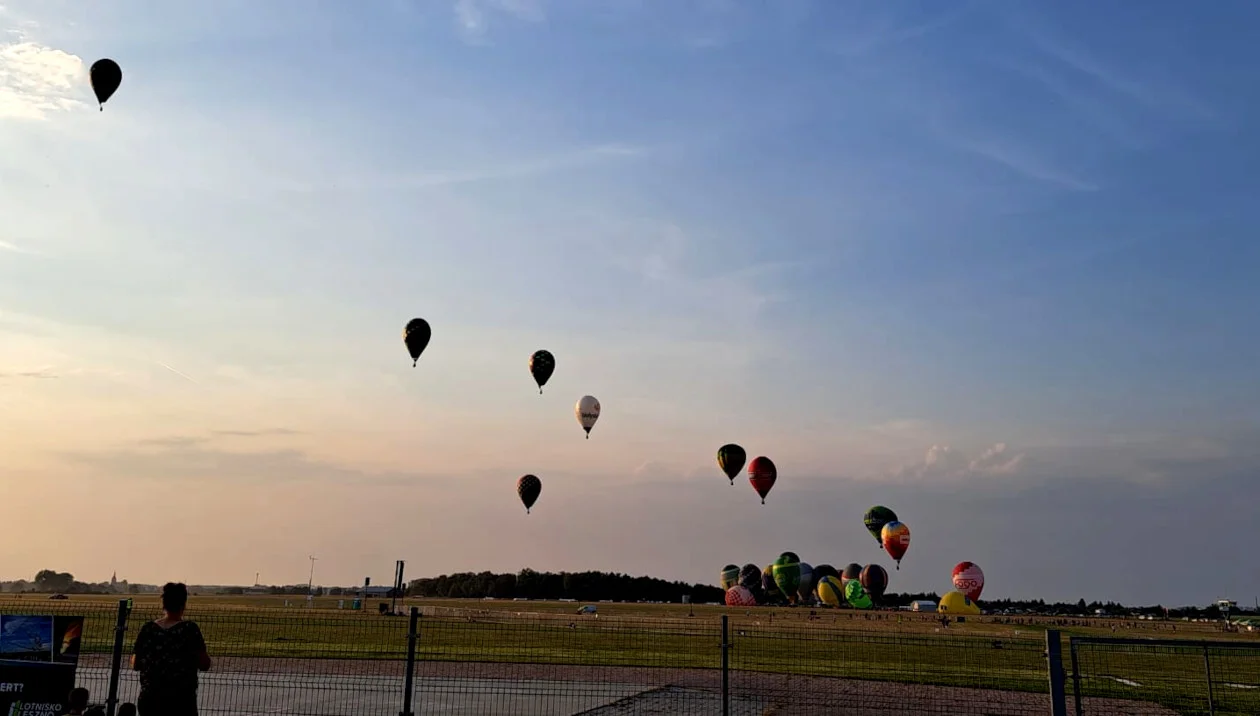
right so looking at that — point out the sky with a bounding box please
[1,0,1258,607]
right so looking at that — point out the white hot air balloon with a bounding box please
[575,395,601,439]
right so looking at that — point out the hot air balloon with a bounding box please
[860,564,888,602]
[864,506,898,545]
[89,59,122,110]
[748,457,776,504]
[725,585,758,607]
[840,563,863,586]
[529,350,555,394]
[797,563,815,604]
[844,579,873,609]
[938,590,981,615]
[720,565,741,591]
[575,395,601,438]
[881,521,911,569]
[761,565,783,604]
[403,318,431,366]
[779,551,799,564]
[813,564,839,583]
[738,564,762,590]
[772,554,801,604]
[717,444,746,485]
[516,474,541,513]
[952,562,985,602]
[816,576,845,607]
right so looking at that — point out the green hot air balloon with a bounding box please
[772,554,802,604]
[864,505,898,545]
[720,564,741,591]
[844,578,873,609]
[716,444,746,485]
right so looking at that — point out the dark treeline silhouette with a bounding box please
[408,569,726,603]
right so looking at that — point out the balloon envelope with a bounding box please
[864,506,898,544]
[717,444,746,484]
[797,563,815,603]
[952,562,985,602]
[772,555,801,604]
[529,350,555,392]
[403,318,431,365]
[860,564,889,601]
[840,563,863,585]
[816,576,845,607]
[813,564,839,582]
[938,590,981,615]
[89,59,122,107]
[761,565,782,602]
[738,564,762,590]
[575,396,601,437]
[516,474,541,513]
[720,565,741,591]
[725,585,758,607]
[748,457,777,503]
[844,579,873,609]
[880,521,911,567]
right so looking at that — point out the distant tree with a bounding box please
[33,570,74,593]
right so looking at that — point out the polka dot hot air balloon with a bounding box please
[725,585,758,607]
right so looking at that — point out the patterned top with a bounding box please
[133,620,206,696]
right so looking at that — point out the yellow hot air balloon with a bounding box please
[938,590,981,615]
[816,575,845,607]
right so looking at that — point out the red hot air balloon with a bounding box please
[952,561,985,602]
[880,521,911,569]
[747,456,777,504]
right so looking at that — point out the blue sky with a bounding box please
[1,0,1258,606]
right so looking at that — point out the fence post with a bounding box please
[1045,630,1067,716]
[1202,644,1215,716]
[1069,638,1083,716]
[105,599,131,716]
[720,615,730,716]
[399,606,419,716]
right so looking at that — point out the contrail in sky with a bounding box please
[157,361,198,384]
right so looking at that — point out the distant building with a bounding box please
[910,600,937,613]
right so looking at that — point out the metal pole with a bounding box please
[399,606,419,716]
[1069,638,1083,716]
[105,599,131,716]
[1203,644,1216,716]
[1045,630,1067,716]
[720,615,730,716]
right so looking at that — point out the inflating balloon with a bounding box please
[816,576,845,607]
[860,564,888,602]
[772,554,801,604]
[938,590,981,615]
[840,563,863,586]
[516,474,541,513]
[403,318,431,366]
[881,521,911,569]
[575,395,601,439]
[761,565,782,604]
[529,350,555,394]
[90,59,122,110]
[813,564,839,583]
[952,562,985,602]
[748,456,777,504]
[844,578,873,609]
[738,564,762,590]
[797,562,815,604]
[717,444,746,485]
[720,564,741,591]
[864,506,898,545]
[725,585,758,607]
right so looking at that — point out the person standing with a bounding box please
[131,583,211,715]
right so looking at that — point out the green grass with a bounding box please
[4,594,1259,714]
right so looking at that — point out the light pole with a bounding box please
[308,556,318,595]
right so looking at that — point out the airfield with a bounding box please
[5,594,1258,715]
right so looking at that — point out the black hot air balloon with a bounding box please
[716,443,746,485]
[813,564,839,583]
[403,318,431,366]
[517,474,542,513]
[860,564,889,602]
[89,59,122,111]
[529,350,555,394]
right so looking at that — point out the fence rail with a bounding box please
[3,600,1258,715]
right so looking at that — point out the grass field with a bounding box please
[4,594,1258,714]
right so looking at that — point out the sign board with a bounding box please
[0,614,85,716]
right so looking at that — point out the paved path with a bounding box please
[75,668,658,715]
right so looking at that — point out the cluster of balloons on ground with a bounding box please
[720,555,887,609]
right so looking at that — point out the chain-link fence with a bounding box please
[1068,636,1260,716]
[4,598,1257,715]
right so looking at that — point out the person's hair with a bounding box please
[161,582,189,613]
[117,704,137,716]
[84,707,105,716]
[68,687,90,710]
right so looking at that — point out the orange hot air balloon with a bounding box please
[748,456,777,504]
[880,521,911,569]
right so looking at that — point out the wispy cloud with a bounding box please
[887,442,1028,481]
[946,134,1099,191]
[0,366,59,379]
[211,428,303,438]
[0,37,87,120]
[453,0,546,43]
[0,239,43,255]
[830,2,978,58]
